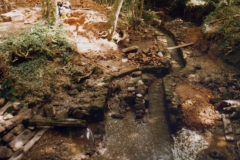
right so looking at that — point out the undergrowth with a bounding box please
[203,6,240,52]
[0,22,78,104]
[0,22,74,63]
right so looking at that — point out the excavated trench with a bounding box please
[69,28,186,159]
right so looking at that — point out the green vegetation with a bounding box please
[0,22,78,104]
[0,79,24,113]
[0,22,74,63]
[203,5,240,52]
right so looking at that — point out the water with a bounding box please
[172,128,209,160]
[96,79,174,160]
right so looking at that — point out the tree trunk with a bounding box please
[41,0,57,23]
[107,0,124,41]
[139,0,144,18]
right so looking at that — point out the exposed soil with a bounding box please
[1,0,240,160]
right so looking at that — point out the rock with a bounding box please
[17,108,32,120]
[68,89,79,96]
[89,97,105,122]
[141,74,149,84]
[214,78,222,84]
[134,103,145,110]
[142,48,149,54]
[131,71,142,77]
[209,150,225,159]
[229,112,240,119]
[0,125,5,133]
[122,45,139,53]
[222,114,233,134]
[1,12,24,22]
[8,129,34,151]
[169,105,179,115]
[111,114,124,119]
[56,111,68,119]
[119,108,126,114]
[235,127,240,135]
[0,102,20,116]
[209,98,223,105]
[127,87,136,92]
[44,104,56,118]
[0,98,5,107]
[4,109,30,130]
[221,91,233,99]
[194,64,201,70]
[215,121,223,127]
[135,113,144,119]
[123,95,136,105]
[72,109,85,119]
[218,87,227,93]
[136,86,147,95]
[0,146,13,159]
[3,131,15,143]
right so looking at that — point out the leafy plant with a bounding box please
[0,22,74,63]
[60,52,72,65]
[0,79,24,113]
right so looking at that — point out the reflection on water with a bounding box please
[97,79,174,160]
[100,112,174,160]
[172,128,209,160]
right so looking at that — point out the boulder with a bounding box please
[0,146,13,159]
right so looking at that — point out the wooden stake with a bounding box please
[167,42,194,50]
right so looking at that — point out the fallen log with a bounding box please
[167,42,194,50]
[23,118,87,127]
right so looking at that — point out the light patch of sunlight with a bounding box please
[15,140,23,149]
[128,133,139,139]
[76,38,118,53]
[172,128,209,160]
[187,0,206,6]
[216,137,228,147]
[224,100,240,105]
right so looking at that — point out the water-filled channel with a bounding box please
[98,79,174,160]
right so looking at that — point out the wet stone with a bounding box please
[141,74,149,83]
[229,112,240,119]
[0,146,13,159]
[111,114,124,119]
[135,113,144,119]
[0,98,4,107]
[3,131,15,143]
[134,103,145,110]
[142,48,149,54]
[0,125,5,133]
[221,91,233,99]
[72,109,84,119]
[44,104,56,118]
[209,150,225,159]
[194,64,202,70]
[131,71,142,77]
[68,89,79,96]
[128,87,136,92]
[12,124,25,135]
[56,111,68,119]
[235,127,240,135]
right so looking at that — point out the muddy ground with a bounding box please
[1,1,240,160]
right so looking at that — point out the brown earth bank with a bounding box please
[0,0,240,160]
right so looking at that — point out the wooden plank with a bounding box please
[167,42,194,50]
[23,118,87,127]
